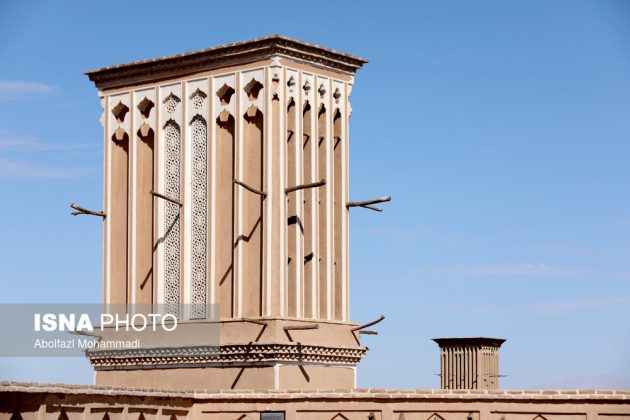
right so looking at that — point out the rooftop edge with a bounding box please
[1,381,628,401]
[85,34,368,91]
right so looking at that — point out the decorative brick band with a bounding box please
[87,343,367,370]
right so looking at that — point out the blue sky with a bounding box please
[1,0,629,389]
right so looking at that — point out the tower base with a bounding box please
[88,318,366,391]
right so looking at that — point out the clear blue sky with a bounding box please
[1,0,629,389]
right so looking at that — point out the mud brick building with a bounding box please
[1,36,628,420]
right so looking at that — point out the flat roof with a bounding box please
[85,35,368,91]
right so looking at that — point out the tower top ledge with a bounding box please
[85,34,368,90]
[433,337,506,348]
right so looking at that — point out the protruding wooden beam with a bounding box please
[70,203,106,218]
[234,179,267,198]
[284,324,319,331]
[284,324,319,342]
[361,204,383,212]
[347,196,391,212]
[285,178,326,194]
[352,315,385,331]
[151,191,182,207]
[347,196,391,209]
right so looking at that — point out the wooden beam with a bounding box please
[284,324,319,342]
[360,204,383,212]
[352,315,385,331]
[347,196,391,208]
[284,324,319,331]
[70,203,106,218]
[234,179,267,198]
[285,178,325,194]
[151,191,182,207]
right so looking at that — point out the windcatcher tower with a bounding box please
[433,337,506,390]
[85,35,371,390]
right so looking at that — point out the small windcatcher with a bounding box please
[432,337,506,390]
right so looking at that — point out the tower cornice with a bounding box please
[85,35,368,90]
